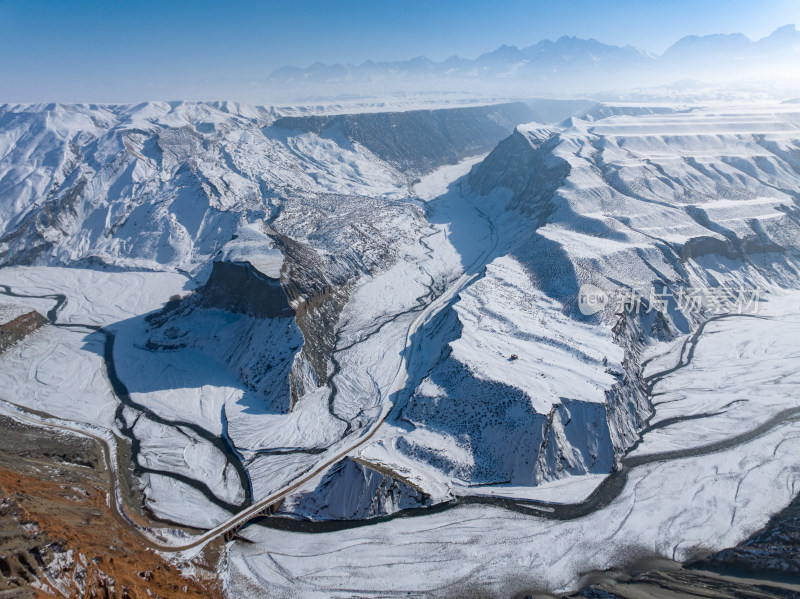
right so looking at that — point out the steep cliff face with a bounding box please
[147,258,303,413]
[473,108,800,480]
[360,106,800,502]
[273,102,536,174]
[146,225,351,413]
[395,254,628,489]
[270,232,350,400]
[534,399,615,482]
[468,123,566,218]
[196,261,294,319]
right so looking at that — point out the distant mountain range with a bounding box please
[266,25,800,98]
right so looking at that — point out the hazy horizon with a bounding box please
[1,0,800,104]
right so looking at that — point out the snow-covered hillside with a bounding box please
[1,100,800,597]
[0,101,534,273]
[0,99,542,523]
[279,104,800,518]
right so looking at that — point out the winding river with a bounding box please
[1,277,797,550]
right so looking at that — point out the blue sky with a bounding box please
[1,0,798,102]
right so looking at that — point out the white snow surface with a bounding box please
[0,266,188,429]
[0,266,189,325]
[0,324,116,427]
[216,222,284,279]
[224,291,800,597]
[412,154,486,201]
[634,290,800,456]
[226,421,800,597]
[0,302,31,323]
[2,102,800,594]
[450,255,620,414]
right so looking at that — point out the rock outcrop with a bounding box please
[279,457,431,520]
[0,306,47,353]
[273,102,536,174]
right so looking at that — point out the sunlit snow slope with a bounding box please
[298,103,800,515]
[1,101,800,574]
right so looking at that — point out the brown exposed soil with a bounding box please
[0,311,48,353]
[0,415,223,598]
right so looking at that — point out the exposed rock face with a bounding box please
[273,102,536,174]
[0,176,88,266]
[279,457,431,520]
[148,258,303,413]
[532,311,653,485]
[148,229,350,412]
[679,233,787,261]
[196,261,293,319]
[468,124,566,218]
[270,232,350,399]
[590,309,654,469]
[0,309,48,353]
[535,399,615,482]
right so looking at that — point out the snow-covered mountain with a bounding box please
[278,104,800,517]
[0,99,540,431]
[3,99,800,515]
[2,98,800,598]
[0,101,533,272]
[270,35,653,88]
[266,26,800,99]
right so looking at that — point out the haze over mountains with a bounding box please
[266,25,800,101]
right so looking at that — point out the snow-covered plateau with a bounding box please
[0,99,799,596]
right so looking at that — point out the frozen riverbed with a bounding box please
[223,291,800,598]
